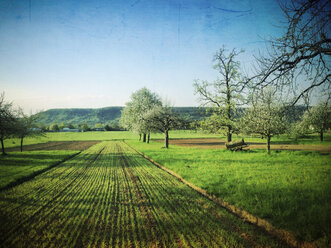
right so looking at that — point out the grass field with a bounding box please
[3,130,331,150]
[3,130,219,149]
[127,139,331,247]
[0,141,286,248]
[1,131,330,247]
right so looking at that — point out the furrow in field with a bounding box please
[120,151,146,248]
[121,142,264,247]
[69,150,106,247]
[119,165,133,248]
[93,148,114,248]
[6,146,106,247]
[117,145,168,248]
[0,151,96,215]
[0,141,287,248]
[110,157,121,248]
[0,144,106,247]
[103,163,117,248]
[101,165,113,247]
[134,169,228,247]
[119,144,208,245]
[50,144,108,248]
[124,165,179,248]
[86,151,110,248]
[0,161,84,244]
[117,144,191,248]
[130,149,271,247]
[123,153,205,247]
[45,147,108,248]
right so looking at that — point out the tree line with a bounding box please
[122,0,330,154]
[41,122,122,132]
[1,0,330,155]
[192,0,330,154]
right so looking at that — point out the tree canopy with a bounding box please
[301,100,331,141]
[240,88,287,154]
[120,87,162,142]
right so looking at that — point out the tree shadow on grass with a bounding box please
[0,152,80,192]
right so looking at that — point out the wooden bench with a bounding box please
[225,139,248,151]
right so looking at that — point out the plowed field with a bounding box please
[0,141,288,248]
[7,141,100,152]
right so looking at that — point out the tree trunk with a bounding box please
[139,134,141,141]
[147,133,150,144]
[226,82,232,143]
[320,129,324,142]
[227,126,232,143]
[266,135,271,154]
[143,133,146,142]
[1,138,6,155]
[165,130,169,148]
[20,137,24,152]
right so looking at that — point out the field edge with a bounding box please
[124,141,318,248]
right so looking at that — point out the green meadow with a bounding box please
[126,136,331,246]
[1,131,330,247]
[0,142,287,247]
[3,130,217,148]
[4,130,331,149]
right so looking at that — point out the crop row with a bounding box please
[0,141,286,248]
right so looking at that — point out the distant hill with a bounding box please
[36,106,211,127]
[36,105,306,127]
[37,107,123,126]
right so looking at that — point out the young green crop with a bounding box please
[0,141,287,247]
[0,150,78,189]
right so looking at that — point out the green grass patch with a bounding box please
[235,133,331,146]
[3,130,215,148]
[3,131,136,148]
[127,139,331,246]
[0,141,285,247]
[0,150,78,189]
[4,131,330,149]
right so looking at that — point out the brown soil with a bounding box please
[7,141,100,152]
[154,138,331,153]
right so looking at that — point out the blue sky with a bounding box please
[0,0,284,113]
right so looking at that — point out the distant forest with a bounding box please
[36,107,212,128]
[36,106,307,129]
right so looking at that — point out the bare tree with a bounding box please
[249,0,330,104]
[0,93,17,155]
[144,105,186,148]
[15,110,44,152]
[194,46,246,142]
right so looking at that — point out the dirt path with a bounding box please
[0,141,290,248]
[154,138,331,152]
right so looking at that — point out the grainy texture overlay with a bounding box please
[0,141,288,248]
